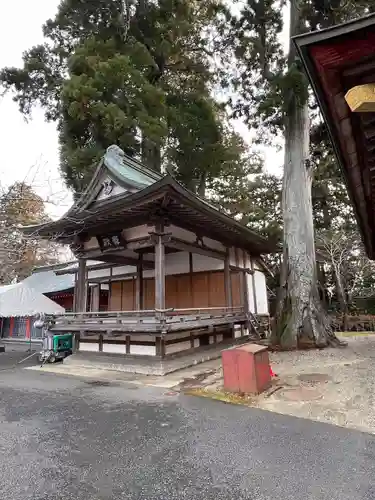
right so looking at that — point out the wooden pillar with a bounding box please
[90,284,100,312]
[73,272,78,312]
[155,230,166,357]
[242,251,249,313]
[76,258,87,313]
[224,249,232,308]
[189,252,194,308]
[108,266,113,311]
[154,233,165,311]
[251,258,258,314]
[135,253,144,310]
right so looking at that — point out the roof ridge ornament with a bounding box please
[106,144,125,159]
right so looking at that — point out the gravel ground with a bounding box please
[254,336,375,433]
[1,360,375,499]
[188,336,375,434]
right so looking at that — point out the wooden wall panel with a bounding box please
[121,279,135,310]
[109,282,122,311]
[231,272,242,307]
[192,273,209,308]
[165,276,177,309]
[208,272,225,307]
[143,278,155,310]
[176,274,192,309]
[108,271,240,311]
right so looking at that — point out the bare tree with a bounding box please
[316,230,375,330]
[0,176,73,284]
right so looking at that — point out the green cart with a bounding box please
[39,333,73,364]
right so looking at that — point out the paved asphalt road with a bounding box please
[1,349,375,500]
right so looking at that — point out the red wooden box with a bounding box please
[222,343,271,394]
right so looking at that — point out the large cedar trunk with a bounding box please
[273,0,341,349]
[141,136,161,172]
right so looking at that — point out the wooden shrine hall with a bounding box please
[22,145,273,362]
[294,13,375,258]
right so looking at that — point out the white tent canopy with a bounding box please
[0,283,65,317]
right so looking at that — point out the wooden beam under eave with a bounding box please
[87,272,137,284]
[345,84,375,112]
[166,237,226,261]
[78,249,154,269]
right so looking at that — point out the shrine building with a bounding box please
[21,145,273,369]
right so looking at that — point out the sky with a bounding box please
[0,1,72,219]
[0,1,284,220]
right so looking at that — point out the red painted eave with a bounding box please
[294,14,375,258]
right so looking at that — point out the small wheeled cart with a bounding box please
[39,333,73,364]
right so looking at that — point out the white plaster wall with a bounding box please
[86,250,264,296]
[102,344,126,354]
[166,341,191,354]
[236,249,247,269]
[229,247,237,267]
[246,273,256,314]
[123,224,153,240]
[79,343,99,352]
[170,225,196,243]
[237,248,243,267]
[192,254,223,272]
[245,253,251,270]
[254,270,269,314]
[216,334,223,343]
[87,267,109,280]
[130,345,156,356]
[170,225,225,251]
[87,265,136,280]
[165,252,189,275]
[85,237,99,250]
[202,236,226,252]
[234,324,242,338]
[112,265,136,277]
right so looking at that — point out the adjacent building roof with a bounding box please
[294,14,375,257]
[0,283,65,317]
[20,145,275,255]
[22,269,75,295]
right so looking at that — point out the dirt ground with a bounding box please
[260,335,375,433]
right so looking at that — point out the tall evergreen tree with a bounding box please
[228,0,373,348]
[0,0,231,195]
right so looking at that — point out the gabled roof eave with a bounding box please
[293,17,375,258]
